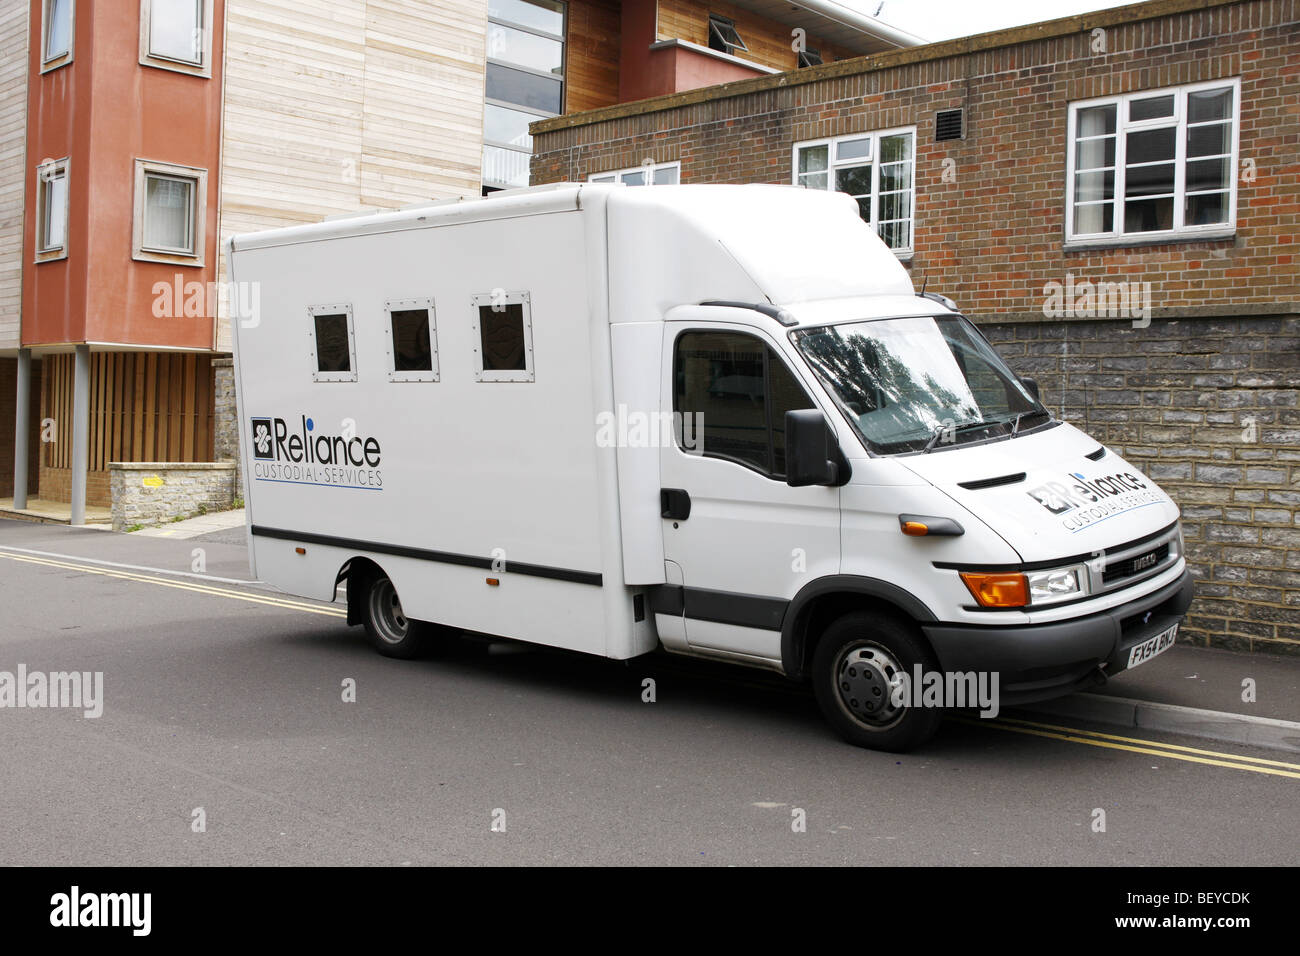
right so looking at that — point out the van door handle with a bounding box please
[660,488,691,520]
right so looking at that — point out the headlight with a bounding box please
[961,563,1090,608]
[1026,565,1088,605]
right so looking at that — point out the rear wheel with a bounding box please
[811,611,943,752]
[359,570,429,659]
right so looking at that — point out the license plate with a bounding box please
[1127,623,1178,669]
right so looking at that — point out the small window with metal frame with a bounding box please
[707,14,747,55]
[309,304,358,383]
[385,299,438,382]
[797,48,823,68]
[472,292,535,382]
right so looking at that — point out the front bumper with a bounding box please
[921,570,1194,706]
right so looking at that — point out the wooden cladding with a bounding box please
[566,0,622,113]
[656,0,855,72]
[42,352,215,470]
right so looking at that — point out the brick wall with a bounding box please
[531,0,1300,654]
[37,466,111,508]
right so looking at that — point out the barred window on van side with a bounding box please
[309,304,357,383]
[472,292,535,382]
[385,299,438,382]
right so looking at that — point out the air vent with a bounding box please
[936,108,964,142]
[1085,446,1107,461]
[957,472,1026,491]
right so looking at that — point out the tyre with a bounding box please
[811,611,943,752]
[358,569,430,659]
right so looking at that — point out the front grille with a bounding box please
[1103,543,1170,585]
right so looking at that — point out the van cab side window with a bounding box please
[674,330,816,478]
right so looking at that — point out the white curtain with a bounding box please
[44,173,67,250]
[45,0,72,59]
[145,176,193,252]
[150,0,202,62]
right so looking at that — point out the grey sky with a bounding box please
[845,0,1149,43]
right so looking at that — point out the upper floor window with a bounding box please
[673,330,815,479]
[140,0,213,77]
[41,0,74,72]
[1066,79,1239,243]
[797,48,823,68]
[793,128,916,255]
[589,162,680,186]
[133,159,208,265]
[35,159,69,262]
[483,0,566,192]
[707,14,747,56]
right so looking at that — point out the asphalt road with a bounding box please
[0,519,1295,866]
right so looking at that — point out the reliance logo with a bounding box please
[250,415,383,490]
[1026,471,1163,533]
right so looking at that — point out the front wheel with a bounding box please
[811,611,943,752]
[359,570,430,659]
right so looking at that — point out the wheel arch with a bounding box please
[339,556,385,627]
[781,576,937,681]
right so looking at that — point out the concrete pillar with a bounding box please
[70,344,90,525]
[13,349,30,509]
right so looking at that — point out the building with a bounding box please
[530,0,1300,655]
[0,0,918,523]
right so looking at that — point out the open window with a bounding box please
[673,330,816,479]
[797,48,823,68]
[385,298,438,382]
[707,14,747,55]
[309,304,357,383]
[471,292,535,382]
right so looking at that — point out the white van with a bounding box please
[227,183,1193,751]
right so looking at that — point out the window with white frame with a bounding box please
[133,159,207,264]
[793,129,916,254]
[42,0,74,71]
[588,162,680,186]
[140,0,212,76]
[1067,79,1239,241]
[35,159,70,261]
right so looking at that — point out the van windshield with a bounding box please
[792,314,1051,455]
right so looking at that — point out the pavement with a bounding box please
[132,508,247,540]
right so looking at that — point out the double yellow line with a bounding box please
[0,550,345,617]
[961,714,1300,779]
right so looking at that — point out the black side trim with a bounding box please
[781,575,937,680]
[251,525,603,587]
[647,584,787,630]
[699,300,797,326]
[932,520,1179,573]
[1085,446,1107,461]
[957,472,1026,490]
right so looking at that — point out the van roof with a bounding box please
[229,182,916,309]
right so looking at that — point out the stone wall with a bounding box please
[109,462,238,532]
[984,313,1299,656]
[212,356,241,494]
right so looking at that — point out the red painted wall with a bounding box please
[22,0,225,350]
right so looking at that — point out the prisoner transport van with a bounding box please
[227,183,1193,751]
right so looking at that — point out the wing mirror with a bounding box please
[785,409,844,487]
